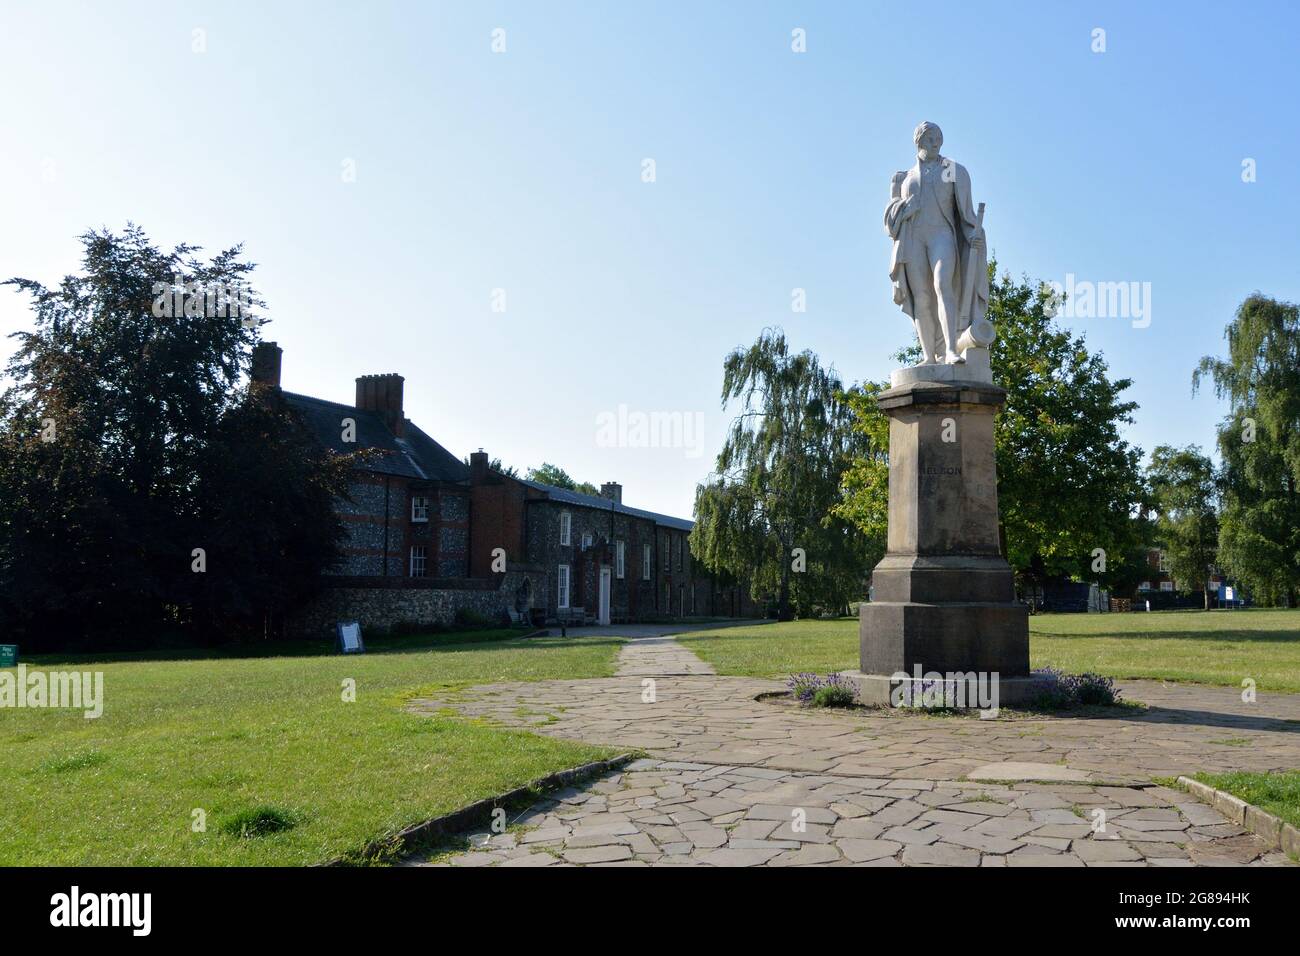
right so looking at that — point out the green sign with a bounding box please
[0,645,16,667]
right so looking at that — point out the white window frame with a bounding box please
[557,564,571,609]
[411,495,429,523]
[1138,581,1151,591]
[1159,581,1174,592]
[1158,550,1169,573]
[582,531,593,551]
[677,536,683,571]
[616,540,625,579]
[409,545,427,578]
[642,543,652,581]
[560,511,572,546]
[664,534,671,572]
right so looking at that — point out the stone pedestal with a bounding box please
[857,371,1029,691]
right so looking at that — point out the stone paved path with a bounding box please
[411,632,1299,867]
[616,634,716,676]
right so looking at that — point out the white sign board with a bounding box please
[337,621,364,654]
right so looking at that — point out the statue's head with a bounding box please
[913,121,943,160]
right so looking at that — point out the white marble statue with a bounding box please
[885,121,992,366]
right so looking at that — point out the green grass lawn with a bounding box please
[677,620,856,678]
[678,609,1300,692]
[1029,609,1300,693]
[0,631,622,866]
[1191,771,1300,830]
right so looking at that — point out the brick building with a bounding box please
[1135,547,1227,594]
[252,343,760,636]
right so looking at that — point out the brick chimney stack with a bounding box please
[250,341,282,388]
[470,449,489,483]
[600,482,623,504]
[356,373,405,437]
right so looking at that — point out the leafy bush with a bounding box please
[1071,672,1119,706]
[1031,667,1121,709]
[786,672,822,703]
[1028,667,1076,710]
[786,672,859,708]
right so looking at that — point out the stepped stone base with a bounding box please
[842,668,1050,709]
[859,599,1029,677]
[858,377,1029,706]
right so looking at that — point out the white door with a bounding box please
[598,568,612,626]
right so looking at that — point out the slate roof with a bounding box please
[520,478,694,532]
[282,391,470,483]
[281,388,690,527]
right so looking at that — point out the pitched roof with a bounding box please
[280,388,689,526]
[282,391,470,483]
[520,478,694,531]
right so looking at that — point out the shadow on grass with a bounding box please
[1039,628,1300,645]
[24,629,622,667]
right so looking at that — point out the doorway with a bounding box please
[598,568,612,626]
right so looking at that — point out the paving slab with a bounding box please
[408,632,1296,868]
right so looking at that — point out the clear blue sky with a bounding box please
[3,1,1297,519]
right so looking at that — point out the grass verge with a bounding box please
[0,631,622,865]
[1190,770,1300,830]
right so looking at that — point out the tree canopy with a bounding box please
[525,462,597,495]
[1194,293,1300,606]
[1147,444,1219,608]
[0,226,357,649]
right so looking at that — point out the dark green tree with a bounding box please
[1147,445,1219,608]
[0,225,358,648]
[1194,293,1300,606]
[193,384,357,638]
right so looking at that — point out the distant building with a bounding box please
[1134,548,1224,596]
[251,343,759,636]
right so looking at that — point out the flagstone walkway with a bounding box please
[410,632,1299,867]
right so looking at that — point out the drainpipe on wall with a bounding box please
[383,476,391,577]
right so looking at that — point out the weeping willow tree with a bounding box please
[1194,293,1300,606]
[691,329,871,619]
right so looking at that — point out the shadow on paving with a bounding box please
[1129,706,1300,734]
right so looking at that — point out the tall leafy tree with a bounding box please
[1,226,260,645]
[692,329,869,619]
[1194,293,1300,606]
[836,267,1150,598]
[1147,445,1219,608]
[0,225,356,648]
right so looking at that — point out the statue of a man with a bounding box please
[884,121,989,365]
